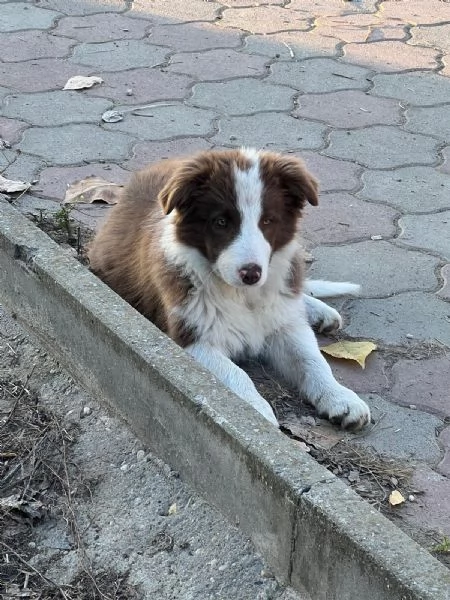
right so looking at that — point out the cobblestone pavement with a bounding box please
[1,0,449,574]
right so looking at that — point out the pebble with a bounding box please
[408,494,416,502]
[126,88,134,96]
[120,463,129,472]
[82,406,92,416]
[406,334,414,339]
[409,404,417,410]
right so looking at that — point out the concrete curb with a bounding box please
[1,198,449,600]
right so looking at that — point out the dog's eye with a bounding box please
[262,217,273,226]
[214,217,228,228]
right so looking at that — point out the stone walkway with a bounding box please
[1,0,449,567]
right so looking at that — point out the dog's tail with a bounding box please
[304,280,361,298]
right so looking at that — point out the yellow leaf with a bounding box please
[389,490,405,506]
[320,341,377,369]
[168,502,177,515]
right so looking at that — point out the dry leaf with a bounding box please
[321,340,377,368]
[281,417,346,450]
[0,175,31,193]
[168,502,177,515]
[63,75,103,90]
[64,176,122,205]
[102,109,124,123]
[389,490,405,506]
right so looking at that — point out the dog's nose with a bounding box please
[239,263,262,285]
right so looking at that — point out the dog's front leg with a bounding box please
[264,305,370,430]
[186,342,278,426]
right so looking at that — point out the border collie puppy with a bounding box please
[88,149,370,430]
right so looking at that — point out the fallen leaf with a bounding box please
[389,490,405,506]
[102,109,124,123]
[281,417,346,450]
[64,176,122,205]
[168,502,177,515]
[63,75,103,90]
[0,175,31,193]
[321,340,377,368]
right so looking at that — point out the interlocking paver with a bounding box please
[408,23,450,54]
[437,264,450,301]
[242,31,339,60]
[219,6,309,35]
[36,164,130,200]
[0,30,75,62]
[405,105,450,142]
[211,113,326,150]
[355,395,442,464]
[0,4,61,32]
[284,0,346,17]
[148,22,242,52]
[70,40,168,71]
[189,79,294,115]
[344,292,450,346]
[379,0,450,26]
[168,49,267,81]
[325,126,439,168]
[18,124,133,165]
[124,138,212,171]
[300,152,361,192]
[370,72,450,106]
[322,353,389,396]
[309,241,440,297]
[2,154,45,183]
[268,59,371,93]
[359,166,450,213]
[0,58,92,93]
[54,13,150,42]
[342,40,438,72]
[403,467,450,535]
[437,427,450,478]
[302,192,397,245]
[390,357,450,418]
[84,68,192,105]
[0,117,28,145]
[315,14,380,44]
[294,90,401,128]
[2,91,112,126]
[103,105,217,140]
[127,0,221,23]
[399,212,450,260]
[35,0,126,15]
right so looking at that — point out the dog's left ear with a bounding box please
[262,154,319,208]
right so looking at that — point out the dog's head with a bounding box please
[159,148,318,288]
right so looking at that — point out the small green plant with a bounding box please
[54,203,74,237]
[431,536,450,554]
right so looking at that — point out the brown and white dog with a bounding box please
[88,148,370,430]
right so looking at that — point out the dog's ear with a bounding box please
[159,158,211,215]
[261,154,319,208]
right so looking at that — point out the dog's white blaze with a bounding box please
[214,154,271,288]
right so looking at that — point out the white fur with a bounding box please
[304,280,361,298]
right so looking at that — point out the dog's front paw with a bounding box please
[304,296,343,334]
[315,386,370,430]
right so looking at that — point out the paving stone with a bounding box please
[85,68,192,105]
[103,105,217,140]
[0,31,75,62]
[128,0,221,23]
[1,154,45,183]
[344,292,450,346]
[0,59,92,93]
[325,126,439,168]
[148,22,242,52]
[370,72,450,106]
[35,164,131,201]
[403,467,450,536]
[34,0,126,15]
[288,0,346,16]
[189,79,294,115]
[379,0,450,26]
[405,105,450,143]
[343,40,438,72]
[0,117,28,145]
[11,194,61,219]
[2,91,112,127]
[390,357,450,419]
[70,40,168,71]
[219,6,309,35]
[437,264,450,301]
[440,146,450,175]
[0,4,60,32]
[302,192,397,245]
[268,59,371,93]
[365,23,408,42]
[54,13,150,43]
[315,14,380,44]
[299,152,361,192]
[399,212,450,260]
[294,90,401,128]
[320,351,389,395]
[168,49,267,81]
[437,427,450,478]
[211,113,326,151]
[308,241,440,297]
[18,124,133,165]
[242,31,339,60]
[124,138,212,171]
[359,166,450,213]
[352,394,442,464]
[408,23,450,54]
